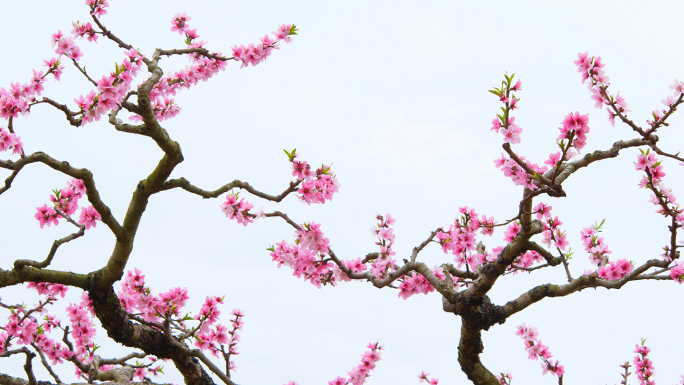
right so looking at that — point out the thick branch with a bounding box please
[550,137,653,185]
[0,267,89,290]
[86,285,223,385]
[0,371,175,385]
[501,259,669,317]
[457,322,499,385]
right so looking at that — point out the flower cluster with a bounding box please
[27,282,68,298]
[436,206,496,271]
[397,271,433,300]
[579,223,633,280]
[489,74,523,144]
[327,343,383,385]
[0,127,22,155]
[597,259,633,281]
[118,268,188,323]
[231,24,298,68]
[75,48,145,125]
[662,79,684,108]
[65,294,98,360]
[537,209,568,251]
[71,21,98,43]
[633,341,655,385]
[580,222,611,265]
[34,178,101,230]
[116,268,238,376]
[51,30,83,62]
[0,61,59,120]
[557,111,590,156]
[397,266,460,300]
[635,150,683,225]
[295,222,330,254]
[515,323,565,378]
[368,214,398,279]
[647,78,684,127]
[130,18,295,123]
[284,148,340,205]
[418,371,439,385]
[297,166,340,204]
[269,214,401,289]
[270,240,336,288]
[129,14,231,122]
[574,52,630,126]
[86,0,109,18]
[194,301,242,364]
[510,250,544,272]
[170,11,200,44]
[493,152,548,191]
[220,191,257,226]
[215,309,245,371]
[1,283,84,369]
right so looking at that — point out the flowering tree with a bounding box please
[1,2,684,385]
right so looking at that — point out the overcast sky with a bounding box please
[2,0,684,384]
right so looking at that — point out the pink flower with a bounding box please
[78,206,101,229]
[501,124,522,144]
[35,204,60,228]
[503,222,520,243]
[669,78,684,96]
[490,117,501,133]
[554,230,568,250]
[662,94,676,106]
[86,0,109,17]
[171,12,192,34]
[670,261,684,284]
[533,202,552,220]
[544,152,561,167]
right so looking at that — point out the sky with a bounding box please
[1,0,684,384]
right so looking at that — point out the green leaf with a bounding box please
[289,24,299,35]
[282,148,297,162]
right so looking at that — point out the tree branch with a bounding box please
[0,152,122,237]
[37,97,83,127]
[158,177,302,202]
[501,258,670,318]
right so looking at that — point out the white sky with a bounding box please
[2,0,684,384]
